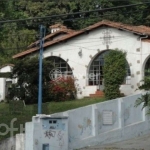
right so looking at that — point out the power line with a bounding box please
[0,2,150,24]
[0,3,150,54]
[0,7,148,39]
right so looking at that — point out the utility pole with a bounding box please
[38,25,45,114]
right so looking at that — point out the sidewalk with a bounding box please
[80,133,150,150]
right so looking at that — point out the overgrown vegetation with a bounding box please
[0,97,105,141]
[9,56,54,104]
[103,49,126,99]
[49,77,76,101]
[0,0,150,65]
[9,57,77,103]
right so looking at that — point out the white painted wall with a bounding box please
[24,93,150,150]
[25,116,68,150]
[0,136,16,150]
[0,65,12,73]
[0,134,25,150]
[0,65,16,101]
[0,66,13,101]
[35,26,150,98]
[16,134,25,150]
[0,78,5,101]
[52,93,150,150]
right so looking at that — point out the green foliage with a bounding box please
[135,93,150,114]
[49,77,76,101]
[9,100,25,114]
[0,72,11,78]
[10,56,54,104]
[138,71,150,90]
[0,96,105,141]
[103,49,126,99]
[0,0,150,66]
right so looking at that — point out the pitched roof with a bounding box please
[13,20,150,59]
[49,23,67,29]
[27,28,75,49]
[0,64,14,69]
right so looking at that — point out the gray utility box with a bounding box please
[25,115,68,150]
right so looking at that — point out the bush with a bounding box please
[103,49,126,99]
[49,76,76,101]
[10,56,54,104]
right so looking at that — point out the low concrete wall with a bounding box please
[3,93,149,150]
[0,136,16,150]
[50,93,150,150]
[0,134,25,150]
[16,134,25,150]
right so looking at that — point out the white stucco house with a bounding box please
[0,64,15,101]
[13,20,150,98]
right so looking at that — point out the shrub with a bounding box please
[103,49,126,99]
[11,56,54,104]
[49,76,76,101]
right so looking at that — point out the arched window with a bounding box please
[48,56,72,80]
[88,50,131,89]
[89,51,109,86]
[144,57,150,76]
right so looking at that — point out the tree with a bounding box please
[103,49,126,99]
[10,56,54,104]
[0,0,150,66]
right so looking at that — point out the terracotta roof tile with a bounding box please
[142,39,150,43]
[28,28,75,49]
[0,64,14,69]
[49,23,67,29]
[13,20,150,59]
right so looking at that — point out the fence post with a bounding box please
[92,105,98,136]
[118,98,124,128]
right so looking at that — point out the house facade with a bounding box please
[13,20,150,98]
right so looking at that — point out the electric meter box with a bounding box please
[25,115,68,150]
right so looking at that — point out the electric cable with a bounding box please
[0,2,150,24]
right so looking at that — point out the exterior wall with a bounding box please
[0,134,25,150]
[0,65,17,101]
[39,26,150,98]
[2,93,150,150]
[25,122,33,150]
[0,66,12,73]
[25,117,68,150]
[0,78,5,101]
[16,134,25,150]
[0,136,16,150]
[50,93,150,150]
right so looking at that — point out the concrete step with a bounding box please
[95,91,104,95]
[89,90,104,98]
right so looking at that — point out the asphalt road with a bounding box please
[80,134,150,150]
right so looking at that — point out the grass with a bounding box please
[0,97,105,141]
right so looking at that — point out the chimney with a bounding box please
[49,23,67,33]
